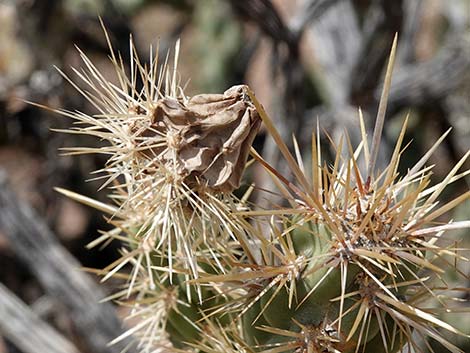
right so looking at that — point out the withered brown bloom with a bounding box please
[147,85,260,193]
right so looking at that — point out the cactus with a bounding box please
[45,28,470,353]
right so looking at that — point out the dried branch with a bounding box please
[302,0,361,105]
[350,0,404,107]
[397,0,424,64]
[386,33,470,114]
[0,171,136,353]
[290,0,343,35]
[0,283,80,353]
[228,0,295,46]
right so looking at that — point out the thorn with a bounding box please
[367,33,398,181]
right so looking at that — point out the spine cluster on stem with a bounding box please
[44,28,469,353]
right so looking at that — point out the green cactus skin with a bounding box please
[240,217,412,352]
[242,299,277,347]
[167,296,202,346]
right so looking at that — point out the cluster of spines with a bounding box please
[47,27,470,353]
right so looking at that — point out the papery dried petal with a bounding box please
[149,84,260,192]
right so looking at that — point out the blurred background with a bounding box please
[0,0,469,352]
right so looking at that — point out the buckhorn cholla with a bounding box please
[41,28,469,353]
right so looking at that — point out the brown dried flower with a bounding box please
[147,85,261,193]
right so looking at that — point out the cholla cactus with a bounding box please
[45,28,469,353]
